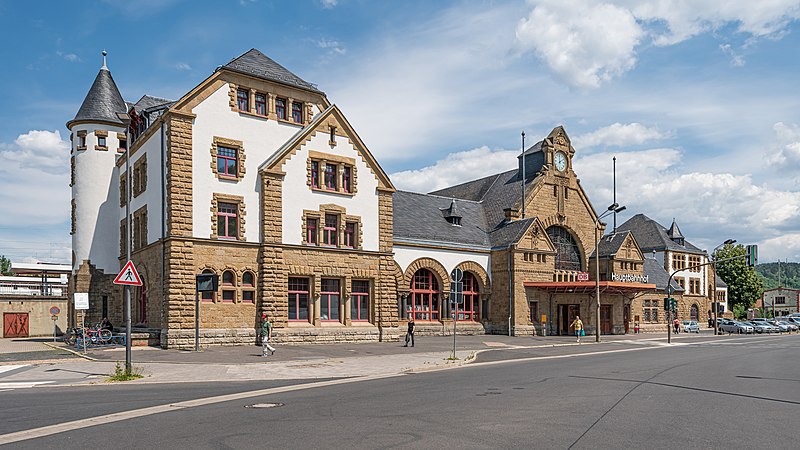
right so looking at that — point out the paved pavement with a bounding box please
[0,328,767,388]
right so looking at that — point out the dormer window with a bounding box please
[447,216,461,226]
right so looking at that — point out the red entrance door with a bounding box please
[3,313,29,338]
[600,305,613,334]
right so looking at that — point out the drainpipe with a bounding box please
[160,122,166,339]
[508,245,514,336]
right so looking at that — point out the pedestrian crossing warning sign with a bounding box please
[114,260,143,286]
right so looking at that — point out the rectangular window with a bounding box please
[79,135,86,148]
[237,88,249,112]
[344,222,356,248]
[306,218,318,245]
[324,163,337,190]
[342,166,352,193]
[98,136,106,147]
[217,146,237,177]
[276,97,286,120]
[320,278,340,321]
[255,93,267,115]
[351,280,370,322]
[292,101,303,123]
[119,137,127,150]
[311,161,320,188]
[323,214,338,246]
[775,296,786,305]
[677,278,685,290]
[288,277,309,321]
[217,202,238,239]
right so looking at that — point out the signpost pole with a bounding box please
[195,288,200,352]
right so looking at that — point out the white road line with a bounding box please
[0,381,54,389]
[0,373,401,445]
[0,365,28,375]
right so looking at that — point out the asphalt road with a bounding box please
[2,334,798,449]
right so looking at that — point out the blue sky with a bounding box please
[1,0,799,264]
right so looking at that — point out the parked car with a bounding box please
[770,320,794,332]
[784,317,800,327]
[744,321,777,334]
[720,321,753,334]
[777,321,798,332]
[682,320,700,333]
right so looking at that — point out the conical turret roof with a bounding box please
[67,61,127,129]
[667,218,684,240]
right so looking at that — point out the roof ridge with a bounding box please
[397,190,483,204]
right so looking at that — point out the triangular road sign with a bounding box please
[114,260,143,286]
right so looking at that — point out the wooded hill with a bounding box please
[756,262,800,290]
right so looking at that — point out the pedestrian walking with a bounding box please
[673,318,680,334]
[261,313,275,357]
[404,318,415,347]
[570,316,584,343]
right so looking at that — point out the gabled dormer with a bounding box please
[441,199,462,226]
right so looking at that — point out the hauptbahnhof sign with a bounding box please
[611,273,649,284]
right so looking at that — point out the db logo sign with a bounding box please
[577,272,590,282]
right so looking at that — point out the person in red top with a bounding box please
[673,318,680,334]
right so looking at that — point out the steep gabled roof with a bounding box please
[222,48,323,94]
[132,95,174,112]
[644,257,684,292]
[67,66,127,128]
[616,214,705,255]
[393,191,490,249]
[715,274,727,288]
[591,230,633,258]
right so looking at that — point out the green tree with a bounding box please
[0,255,11,276]
[714,244,763,312]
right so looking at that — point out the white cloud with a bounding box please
[174,62,192,71]
[574,123,670,149]
[318,39,346,55]
[390,146,518,193]
[719,44,746,67]
[515,0,800,87]
[0,131,70,227]
[769,122,800,172]
[516,0,642,88]
[56,51,80,62]
[321,0,337,9]
[759,233,800,262]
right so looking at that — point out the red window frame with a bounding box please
[351,280,370,322]
[344,222,356,248]
[201,270,215,302]
[217,202,238,239]
[288,277,309,321]
[222,270,235,303]
[217,146,237,177]
[323,214,338,246]
[276,98,287,120]
[411,269,439,321]
[456,271,479,322]
[242,271,255,303]
[320,278,340,322]
[324,163,337,190]
[342,166,352,193]
[254,93,267,115]
[237,89,249,112]
[311,161,320,188]
[306,218,318,245]
[292,101,303,123]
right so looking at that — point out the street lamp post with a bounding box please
[594,203,626,342]
[712,239,736,336]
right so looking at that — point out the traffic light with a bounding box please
[664,297,677,311]
[664,297,670,311]
[745,245,758,267]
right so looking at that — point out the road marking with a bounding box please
[0,381,54,389]
[0,373,401,445]
[0,365,28,375]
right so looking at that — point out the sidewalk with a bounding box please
[0,331,715,386]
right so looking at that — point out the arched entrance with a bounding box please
[455,271,480,321]
[690,304,699,321]
[410,269,440,321]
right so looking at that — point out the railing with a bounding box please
[0,281,67,297]
[552,270,583,282]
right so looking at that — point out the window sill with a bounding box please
[310,187,354,197]
[237,110,270,120]
[76,146,87,151]
[217,174,241,182]
[95,146,108,151]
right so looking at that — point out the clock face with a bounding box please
[554,151,568,172]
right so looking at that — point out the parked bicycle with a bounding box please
[63,324,113,347]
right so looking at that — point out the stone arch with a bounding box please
[539,215,590,270]
[455,260,490,294]
[402,257,450,294]
[390,260,406,295]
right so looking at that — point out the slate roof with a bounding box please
[222,48,323,94]
[591,231,633,258]
[393,191,490,249]
[68,67,127,127]
[715,275,727,288]
[644,257,684,292]
[616,214,705,255]
[132,95,173,113]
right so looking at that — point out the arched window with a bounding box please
[201,269,216,302]
[410,269,439,322]
[546,226,582,271]
[456,271,480,322]
[690,304,699,321]
[242,271,255,303]
[222,270,236,303]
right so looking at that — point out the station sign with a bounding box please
[611,273,649,283]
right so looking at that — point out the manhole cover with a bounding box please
[245,403,284,409]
